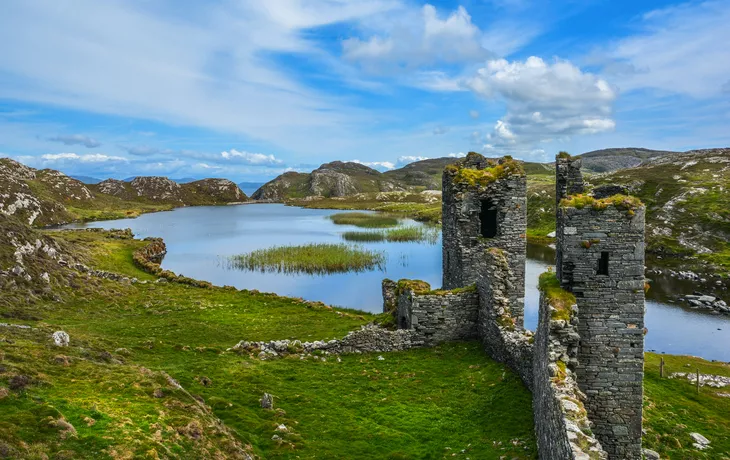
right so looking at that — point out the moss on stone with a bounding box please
[395,279,432,295]
[447,156,525,187]
[559,193,643,213]
[556,151,572,160]
[538,271,576,321]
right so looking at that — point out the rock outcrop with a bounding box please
[252,161,404,201]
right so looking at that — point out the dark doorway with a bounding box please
[598,252,609,275]
[480,199,498,238]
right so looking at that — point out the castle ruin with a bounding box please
[382,151,646,459]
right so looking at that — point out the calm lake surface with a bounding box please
[63,204,730,361]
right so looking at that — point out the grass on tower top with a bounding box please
[559,194,643,212]
[538,271,576,321]
[445,157,525,187]
[329,212,399,228]
[229,243,386,274]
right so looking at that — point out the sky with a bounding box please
[0,0,729,182]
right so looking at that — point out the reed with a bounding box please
[229,243,385,274]
[329,212,399,228]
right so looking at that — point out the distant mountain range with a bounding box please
[250,148,681,200]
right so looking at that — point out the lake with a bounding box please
[62,203,730,361]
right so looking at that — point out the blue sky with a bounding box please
[1,0,729,182]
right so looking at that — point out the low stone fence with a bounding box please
[382,279,479,346]
[231,324,423,359]
[533,279,607,459]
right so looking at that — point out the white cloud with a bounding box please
[343,5,489,72]
[352,159,396,170]
[221,149,283,166]
[0,1,398,156]
[41,152,128,163]
[432,126,449,135]
[601,1,730,98]
[122,146,173,156]
[397,155,429,165]
[465,56,616,152]
[469,110,480,119]
[448,152,466,158]
[47,134,101,148]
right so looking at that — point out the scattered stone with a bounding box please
[271,434,282,442]
[9,375,31,391]
[0,387,8,399]
[275,424,288,432]
[83,416,97,427]
[377,355,385,361]
[52,330,70,347]
[260,392,274,410]
[642,448,661,459]
[49,418,77,439]
[153,388,165,398]
[690,432,710,450]
[53,355,71,366]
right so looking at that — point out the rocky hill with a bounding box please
[579,147,678,173]
[0,157,247,227]
[252,161,404,200]
[593,148,730,268]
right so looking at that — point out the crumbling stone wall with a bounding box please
[533,283,607,459]
[558,203,646,459]
[442,153,527,325]
[393,281,479,346]
[476,248,534,389]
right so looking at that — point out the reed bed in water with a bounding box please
[229,243,385,274]
[329,212,399,228]
[341,226,439,244]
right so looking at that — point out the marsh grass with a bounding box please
[229,243,386,274]
[342,226,439,244]
[329,212,399,228]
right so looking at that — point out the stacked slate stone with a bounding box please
[533,284,607,459]
[558,195,646,458]
[476,248,534,389]
[389,280,480,346]
[442,152,528,324]
[555,153,584,281]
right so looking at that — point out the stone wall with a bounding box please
[558,203,646,458]
[393,281,479,346]
[476,248,534,389]
[442,153,527,325]
[533,284,607,459]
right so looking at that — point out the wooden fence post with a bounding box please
[660,357,665,378]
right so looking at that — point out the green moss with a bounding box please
[449,157,525,187]
[559,193,643,213]
[395,279,432,295]
[538,272,576,321]
[556,151,572,160]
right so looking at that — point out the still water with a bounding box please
[63,204,730,361]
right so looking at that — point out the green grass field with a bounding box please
[1,230,728,458]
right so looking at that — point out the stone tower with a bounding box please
[442,152,527,324]
[557,193,646,458]
[555,152,584,281]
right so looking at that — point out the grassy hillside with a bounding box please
[2,222,726,458]
[0,225,537,459]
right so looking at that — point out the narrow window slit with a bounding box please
[598,251,609,275]
[480,199,498,238]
